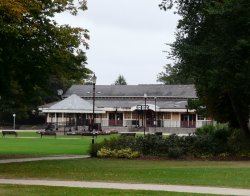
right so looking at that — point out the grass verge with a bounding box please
[0,159,249,189]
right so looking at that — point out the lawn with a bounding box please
[0,184,214,196]
[1,133,250,192]
[0,133,114,158]
[0,159,250,189]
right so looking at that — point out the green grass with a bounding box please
[1,133,250,191]
[0,159,250,189]
[0,134,113,157]
[0,184,215,196]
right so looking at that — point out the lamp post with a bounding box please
[154,96,157,132]
[57,89,63,99]
[13,113,16,131]
[55,89,63,130]
[185,105,189,128]
[144,93,147,136]
[92,74,97,131]
[91,74,97,143]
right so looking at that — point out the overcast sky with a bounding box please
[55,0,180,85]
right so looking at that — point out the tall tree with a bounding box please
[114,75,127,85]
[160,0,250,138]
[157,64,194,84]
[0,0,91,120]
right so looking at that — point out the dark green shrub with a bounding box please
[194,124,233,156]
[192,135,214,156]
[104,136,136,150]
[168,147,183,159]
[89,125,250,159]
[181,135,197,156]
[227,128,250,155]
[88,143,103,157]
[135,135,168,156]
[195,124,215,136]
[88,136,137,157]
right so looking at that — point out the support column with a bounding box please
[55,113,57,130]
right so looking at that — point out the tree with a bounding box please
[187,99,207,117]
[157,64,194,84]
[0,0,91,120]
[114,75,127,85]
[160,0,250,138]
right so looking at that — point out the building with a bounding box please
[39,84,212,133]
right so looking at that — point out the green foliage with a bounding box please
[114,74,127,85]
[195,124,226,155]
[157,64,194,84]
[187,99,207,116]
[195,124,217,136]
[227,129,250,154]
[97,148,140,159]
[88,143,103,158]
[90,126,250,159]
[167,147,183,159]
[0,0,91,120]
[89,137,136,157]
[159,0,250,138]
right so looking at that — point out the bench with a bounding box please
[2,131,17,137]
[40,131,56,138]
[120,132,136,137]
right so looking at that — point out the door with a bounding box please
[181,114,196,128]
[109,112,123,126]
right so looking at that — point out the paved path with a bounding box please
[0,179,250,195]
[0,155,89,164]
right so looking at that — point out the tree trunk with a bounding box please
[229,93,250,140]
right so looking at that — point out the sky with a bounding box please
[55,0,180,85]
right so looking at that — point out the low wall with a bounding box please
[102,126,196,134]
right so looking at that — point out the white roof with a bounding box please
[42,94,104,113]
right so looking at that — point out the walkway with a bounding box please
[0,155,89,164]
[0,179,250,195]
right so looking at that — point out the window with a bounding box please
[124,112,131,119]
[197,115,205,120]
[163,113,171,119]
[48,113,54,118]
[132,112,137,119]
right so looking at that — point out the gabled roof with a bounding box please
[50,94,93,110]
[41,94,104,113]
[63,84,197,98]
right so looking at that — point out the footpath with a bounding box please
[0,156,250,195]
[0,155,89,164]
[0,178,250,195]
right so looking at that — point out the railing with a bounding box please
[181,121,196,128]
[109,119,123,126]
